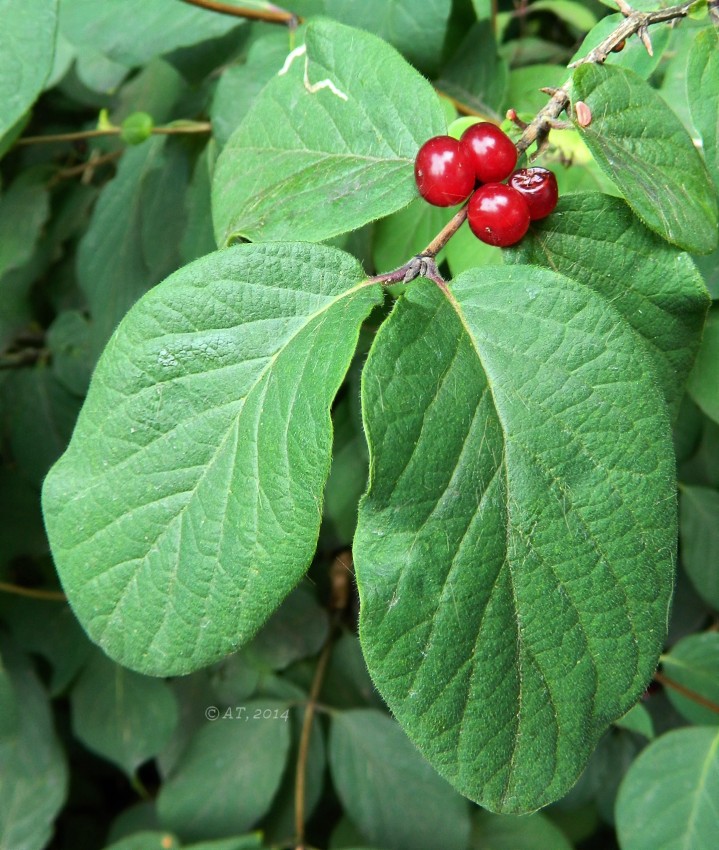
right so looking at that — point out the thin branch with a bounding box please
[178,0,300,26]
[16,121,212,147]
[50,150,123,186]
[294,637,334,850]
[654,671,719,715]
[294,552,352,850]
[371,0,696,290]
[516,0,695,155]
[0,348,48,369]
[0,581,66,601]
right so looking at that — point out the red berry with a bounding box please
[467,184,530,247]
[414,136,475,207]
[460,122,518,183]
[508,167,559,220]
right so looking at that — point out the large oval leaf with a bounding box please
[212,19,446,246]
[354,266,676,812]
[507,192,709,416]
[616,727,719,850]
[571,63,718,254]
[0,0,58,140]
[42,243,381,675]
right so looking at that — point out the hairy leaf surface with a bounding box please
[571,63,718,254]
[212,19,445,245]
[508,193,710,415]
[43,244,381,675]
[355,267,676,812]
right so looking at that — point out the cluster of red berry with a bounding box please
[414,123,558,247]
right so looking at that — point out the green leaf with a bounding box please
[687,27,718,191]
[506,64,568,114]
[571,14,670,79]
[0,172,51,348]
[325,0,452,75]
[321,395,369,547]
[185,837,263,850]
[507,192,709,416]
[42,243,381,675]
[329,709,471,850]
[77,136,192,353]
[531,0,597,32]
[687,307,719,423]
[446,220,503,277]
[59,0,245,67]
[0,0,58,140]
[210,32,290,148]
[0,641,68,850]
[616,727,719,850]
[662,633,719,725]
[355,266,676,812]
[2,368,82,486]
[70,650,179,776]
[614,703,654,739]
[435,22,508,119]
[571,63,719,254]
[0,596,92,697]
[470,810,573,850]
[47,310,93,397]
[102,833,180,850]
[212,20,446,246]
[184,837,264,850]
[181,141,218,265]
[157,700,291,840]
[679,485,719,608]
[373,199,450,273]
[249,584,329,670]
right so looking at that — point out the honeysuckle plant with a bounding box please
[1,1,718,849]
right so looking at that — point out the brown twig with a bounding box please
[16,122,212,147]
[50,150,124,186]
[654,671,719,715]
[0,348,48,369]
[0,581,66,601]
[372,1,696,290]
[294,552,352,850]
[178,0,300,26]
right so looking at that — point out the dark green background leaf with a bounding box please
[157,701,290,840]
[0,642,67,850]
[662,633,719,725]
[679,485,719,609]
[329,709,470,850]
[0,0,58,140]
[687,26,719,192]
[71,650,179,775]
[616,727,719,850]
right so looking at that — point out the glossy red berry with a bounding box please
[509,167,559,220]
[414,135,475,206]
[467,184,530,247]
[460,122,518,183]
